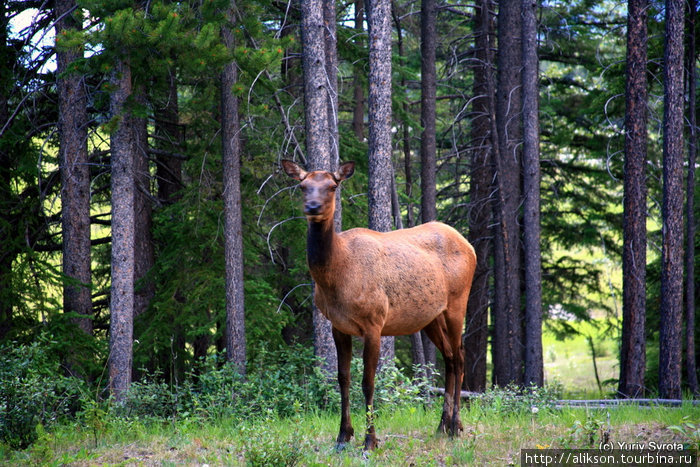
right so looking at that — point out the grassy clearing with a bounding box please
[3,401,698,466]
[542,319,619,397]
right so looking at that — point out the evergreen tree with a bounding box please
[367,0,395,365]
[659,0,685,400]
[619,0,649,399]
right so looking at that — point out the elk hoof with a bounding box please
[448,419,464,437]
[335,442,348,453]
[363,434,378,451]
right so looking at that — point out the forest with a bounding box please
[0,0,699,457]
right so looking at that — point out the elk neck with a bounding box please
[306,215,340,280]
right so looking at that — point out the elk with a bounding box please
[281,160,476,451]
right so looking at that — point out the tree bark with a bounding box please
[420,0,437,225]
[0,4,12,340]
[684,0,697,395]
[222,3,247,375]
[353,0,365,140]
[133,86,154,322]
[521,0,543,387]
[464,0,494,393]
[493,0,523,387]
[659,0,685,400]
[56,0,92,336]
[619,0,648,399]
[367,0,395,365]
[109,58,134,402]
[323,0,342,232]
[301,0,338,375]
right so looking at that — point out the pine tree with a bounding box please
[619,0,648,399]
[222,1,246,375]
[521,0,543,387]
[659,0,685,400]
[367,0,395,365]
[109,57,135,402]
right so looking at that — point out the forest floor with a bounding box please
[4,402,699,466]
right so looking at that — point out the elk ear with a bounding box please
[334,161,355,182]
[281,160,308,181]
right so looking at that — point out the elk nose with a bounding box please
[305,200,322,214]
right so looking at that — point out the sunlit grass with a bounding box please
[4,402,698,466]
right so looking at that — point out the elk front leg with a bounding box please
[361,332,381,450]
[333,328,354,450]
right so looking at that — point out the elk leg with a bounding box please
[422,317,454,434]
[449,323,465,436]
[361,332,381,450]
[332,327,354,450]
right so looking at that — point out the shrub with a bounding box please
[0,341,86,449]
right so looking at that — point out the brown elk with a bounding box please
[281,160,476,451]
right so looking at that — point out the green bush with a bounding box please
[116,346,434,423]
[0,341,86,449]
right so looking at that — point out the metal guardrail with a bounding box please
[430,387,700,407]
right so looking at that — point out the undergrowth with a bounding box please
[2,340,698,466]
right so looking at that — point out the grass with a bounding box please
[542,319,619,397]
[3,402,698,466]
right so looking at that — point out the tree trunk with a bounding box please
[323,0,342,232]
[619,0,648,399]
[301,0,338,375]
[222,4,247,375]
[109,58,135,402]
[367,0,395,366]
[493,0,523,387]
[56,0,92,336]
[464,0,494,392]
[353,0,365,140]
[0,4,12,341]
[420,0,437,225]
[684,0,698,395]
[659,0,685,400]
[133,87,154,321]
[521,0,543,387]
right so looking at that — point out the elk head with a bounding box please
[281,160,355,223]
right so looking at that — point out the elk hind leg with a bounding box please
[422,316,456,435]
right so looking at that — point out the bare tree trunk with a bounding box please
[222,2,246,375]
[684,0,698,395]
[493,0,523,387]
[420,0,437,225]
[659,0,685,400]
[109,58,134,402]
[464,0,494,392]
[301,0,338,375]
[367,0,395,365]
[133,87,154,322]
[619,0,648,399]
[56,0,92,336]
[521,0,543,387]
[323,0,342,232]
[352,0,365,140]
[0,4,12,341]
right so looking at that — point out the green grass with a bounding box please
[3,402,698,466]
[542,319,619,398]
